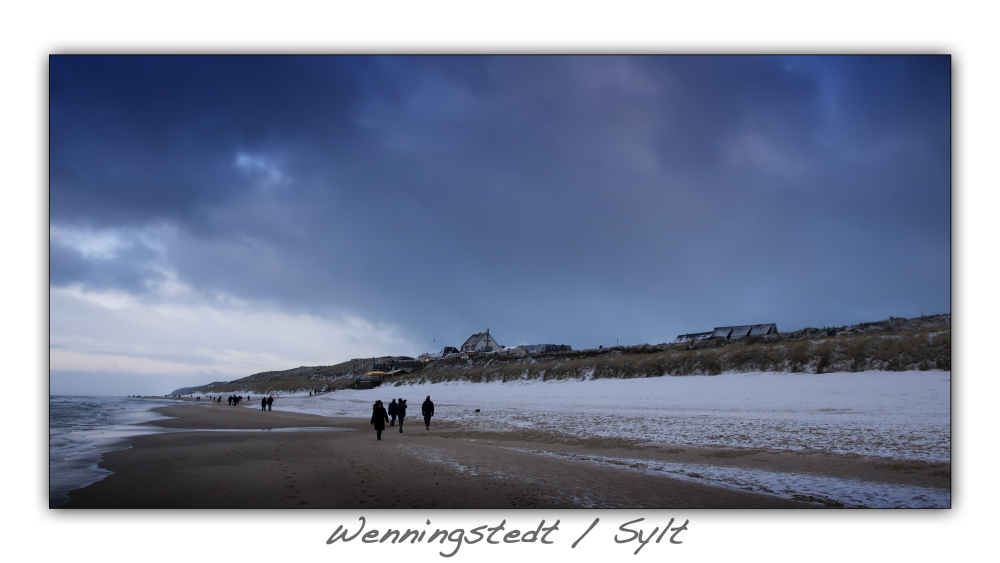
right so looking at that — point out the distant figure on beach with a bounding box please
[397,398,407,433]
[267,395,273,411]
[388,399,398,426]
[228,395,233,406]
[422,396,434,430]
[371,400,389,440]
[261,396,267,411]
[217,397,221,404]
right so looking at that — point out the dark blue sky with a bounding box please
[49,55,950,393]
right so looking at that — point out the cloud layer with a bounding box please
[49,56,951,393]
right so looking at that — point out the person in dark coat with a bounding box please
[261,396,267,411]
[388,399,398,426]
[370,400,389,440]
[422,396,434,430]
[397,398,407,433]
[266,395,273,411]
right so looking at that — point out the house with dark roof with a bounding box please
[728,325,754,338]
[673,332,713,343]
[520,344,573,353]
[677,324,778,343]
[711,323,778,339]
[711,326,735,338]
[748,323,779,336]
[461,329,502,353]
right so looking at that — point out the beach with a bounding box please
[60,372,950,508]
[63,403,809,508]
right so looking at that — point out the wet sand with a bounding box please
[62,404,947,508]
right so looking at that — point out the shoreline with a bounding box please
[60,403,948,508]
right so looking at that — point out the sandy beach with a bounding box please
[61,398,949,508]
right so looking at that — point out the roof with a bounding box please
[674,332,713,343]
[749,323,778,336]
[711,327,733,338]
[461,333,486,348]
[520,344,572,353]
[729,325,753,338]
[709,324,778,338]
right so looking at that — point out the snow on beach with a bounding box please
[261,370,951,508]
[266,370,951,463]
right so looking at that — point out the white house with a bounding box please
[460,329,502,353]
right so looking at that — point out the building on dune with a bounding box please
[461,329,502,353]
[676,323,778,343]
[519,344,573,353]
[673,332,713,343]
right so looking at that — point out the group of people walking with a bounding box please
[370,396,435,440]
[213,394,274,410]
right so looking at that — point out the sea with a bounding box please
[49,395,351,507]
[49,395,187,507]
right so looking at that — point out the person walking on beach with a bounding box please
[371,400,389,441]
[261,396,267,411]
[267,395,273,411]
[388,399,398,426]
[397,398,407,433]
[422,395,434,430]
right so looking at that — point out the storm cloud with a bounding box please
[49,55,951,393]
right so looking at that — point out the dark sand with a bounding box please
[62,404,948,508]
